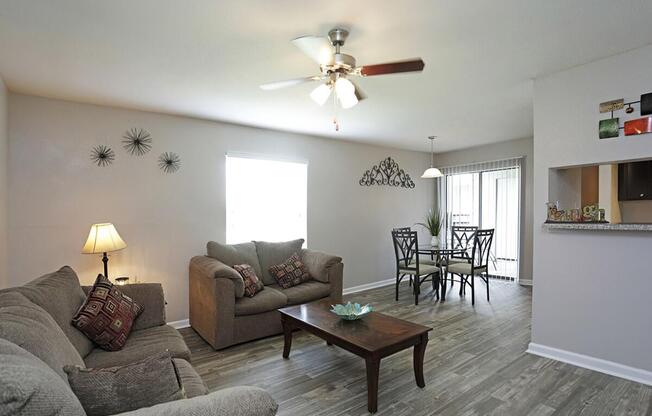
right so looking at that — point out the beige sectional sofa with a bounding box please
[0,266,278,416]
[190,239,343,350]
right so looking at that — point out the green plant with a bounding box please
[416,210,442,236]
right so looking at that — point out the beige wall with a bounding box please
[0,76,7,287]
[532,44,652,374]
[433,137,534,283]
[6,94,435,322]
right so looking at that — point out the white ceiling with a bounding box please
[1,1,652,152]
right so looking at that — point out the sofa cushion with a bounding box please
[268,252,311,289]
[0,291,85,380]
[254,238,305,285]
[84,324,191,368]
[270,281,331,306]
[65,352,185,416]
[0,338,86,416]
[3,265,96,357]
[72,274,143,351]
[234,286,287,316]
[234,264,265,297]
[207,241,263,281]
[172,358,208,398]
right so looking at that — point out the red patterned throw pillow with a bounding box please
[268,252,311,289]
[72,274,143,351]
[233,264,264,297]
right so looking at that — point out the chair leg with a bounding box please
[471,275,475,306]
[395,272,400,301]
[458,274,464,296]
[486,274,490,302]
[409,276,412,287]
[414,276,420,305]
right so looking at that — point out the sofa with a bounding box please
[0,266,278,416]
[190,239,343,350]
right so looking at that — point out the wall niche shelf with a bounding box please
[543,222,652,232]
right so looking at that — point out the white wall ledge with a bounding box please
[543,222,652,232]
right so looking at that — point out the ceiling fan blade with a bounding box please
[291,36,333,65]
[359,59,425,77]
[260,76,322,90]
[350,80,367,101]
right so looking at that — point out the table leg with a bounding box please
[365,357,380,413]
[281,317,293,359]
[413,334,428,388]
[439,255,447,302]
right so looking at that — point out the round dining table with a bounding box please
[417,243,468,301]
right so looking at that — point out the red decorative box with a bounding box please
[624,117,652,136]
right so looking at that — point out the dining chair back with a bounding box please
[450,225,478,261]
[471,229,495,271]
[391,230,419,271]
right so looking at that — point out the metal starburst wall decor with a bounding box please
[158,152,181,174]
[359,157,415,189]
[122,128,153,156]
[90,145,115,167]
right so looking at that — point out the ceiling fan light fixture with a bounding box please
[310,83,332,106]
[335,77,358,109]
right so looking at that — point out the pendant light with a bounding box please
[421,136,443,178]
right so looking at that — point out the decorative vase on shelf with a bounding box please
[430,235,440,247]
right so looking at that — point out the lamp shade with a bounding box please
[421,167,443,179]
[335,77,358,109]
[81,223,127,254]
[310,83,332,106]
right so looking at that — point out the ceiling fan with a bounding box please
[260,28,425,110]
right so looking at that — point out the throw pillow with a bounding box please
[64,352,185,416]
[233,264,265,297]
[268,252,311,289]
[72,274,143,351]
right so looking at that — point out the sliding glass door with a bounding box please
[444,165,521,280]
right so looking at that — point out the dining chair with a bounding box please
[446,229,494,305]
[391,230,440,305]
[445,225,477,289]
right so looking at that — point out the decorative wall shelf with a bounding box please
[543,222,652,232]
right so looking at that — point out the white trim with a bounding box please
[527,342,652,386]
[168,319,190,329]
[343,278,395,295]
[519,279,533,286]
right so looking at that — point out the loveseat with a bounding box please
[0,266,278,416]
[189,239,343,350]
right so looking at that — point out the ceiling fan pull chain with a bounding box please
[332,90,340,131]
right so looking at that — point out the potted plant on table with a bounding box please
[417,209,442,247]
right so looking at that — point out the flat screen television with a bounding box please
[618,160,652,201]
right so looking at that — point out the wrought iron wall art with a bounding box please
[90,145,115,167]
[359,157,415,189]
[158,152,181,174]
[122,128,152,156]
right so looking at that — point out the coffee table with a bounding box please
[279,299,432,413]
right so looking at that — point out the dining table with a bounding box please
[417,242,468,301]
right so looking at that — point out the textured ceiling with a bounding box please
[1,0,651,151]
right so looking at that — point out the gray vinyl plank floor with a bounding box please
[180,281,652,415]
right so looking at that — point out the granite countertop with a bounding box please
[542,222,652,232]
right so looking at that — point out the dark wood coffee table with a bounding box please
[279,299,432,413]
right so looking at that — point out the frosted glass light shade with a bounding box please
[310,84,332,106]
[335,78,358,109]
[81,223,127,254]
[421,167,443,178]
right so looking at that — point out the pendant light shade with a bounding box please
[421,135,443,178]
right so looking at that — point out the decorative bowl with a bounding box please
[330,302,373,320]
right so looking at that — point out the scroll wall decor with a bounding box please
[359,157,415,189]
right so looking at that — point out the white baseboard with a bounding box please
[519,279,533,286]
[168,319,190,329]
[527,342,652,386]
[343,278,395,295]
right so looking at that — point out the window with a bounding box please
[226,155,307,245]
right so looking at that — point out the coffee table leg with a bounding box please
[413,334,428,388]
[282,317,292,359]
[365,357,380,413]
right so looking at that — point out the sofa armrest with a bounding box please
[189,256,245,298]
[189,257,237,350]
[83,283,166,331]
[300,249,342,283]
[117,386,278,416]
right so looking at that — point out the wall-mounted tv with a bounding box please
[618,160,652,201]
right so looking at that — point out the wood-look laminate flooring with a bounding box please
[180,281,652,415]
